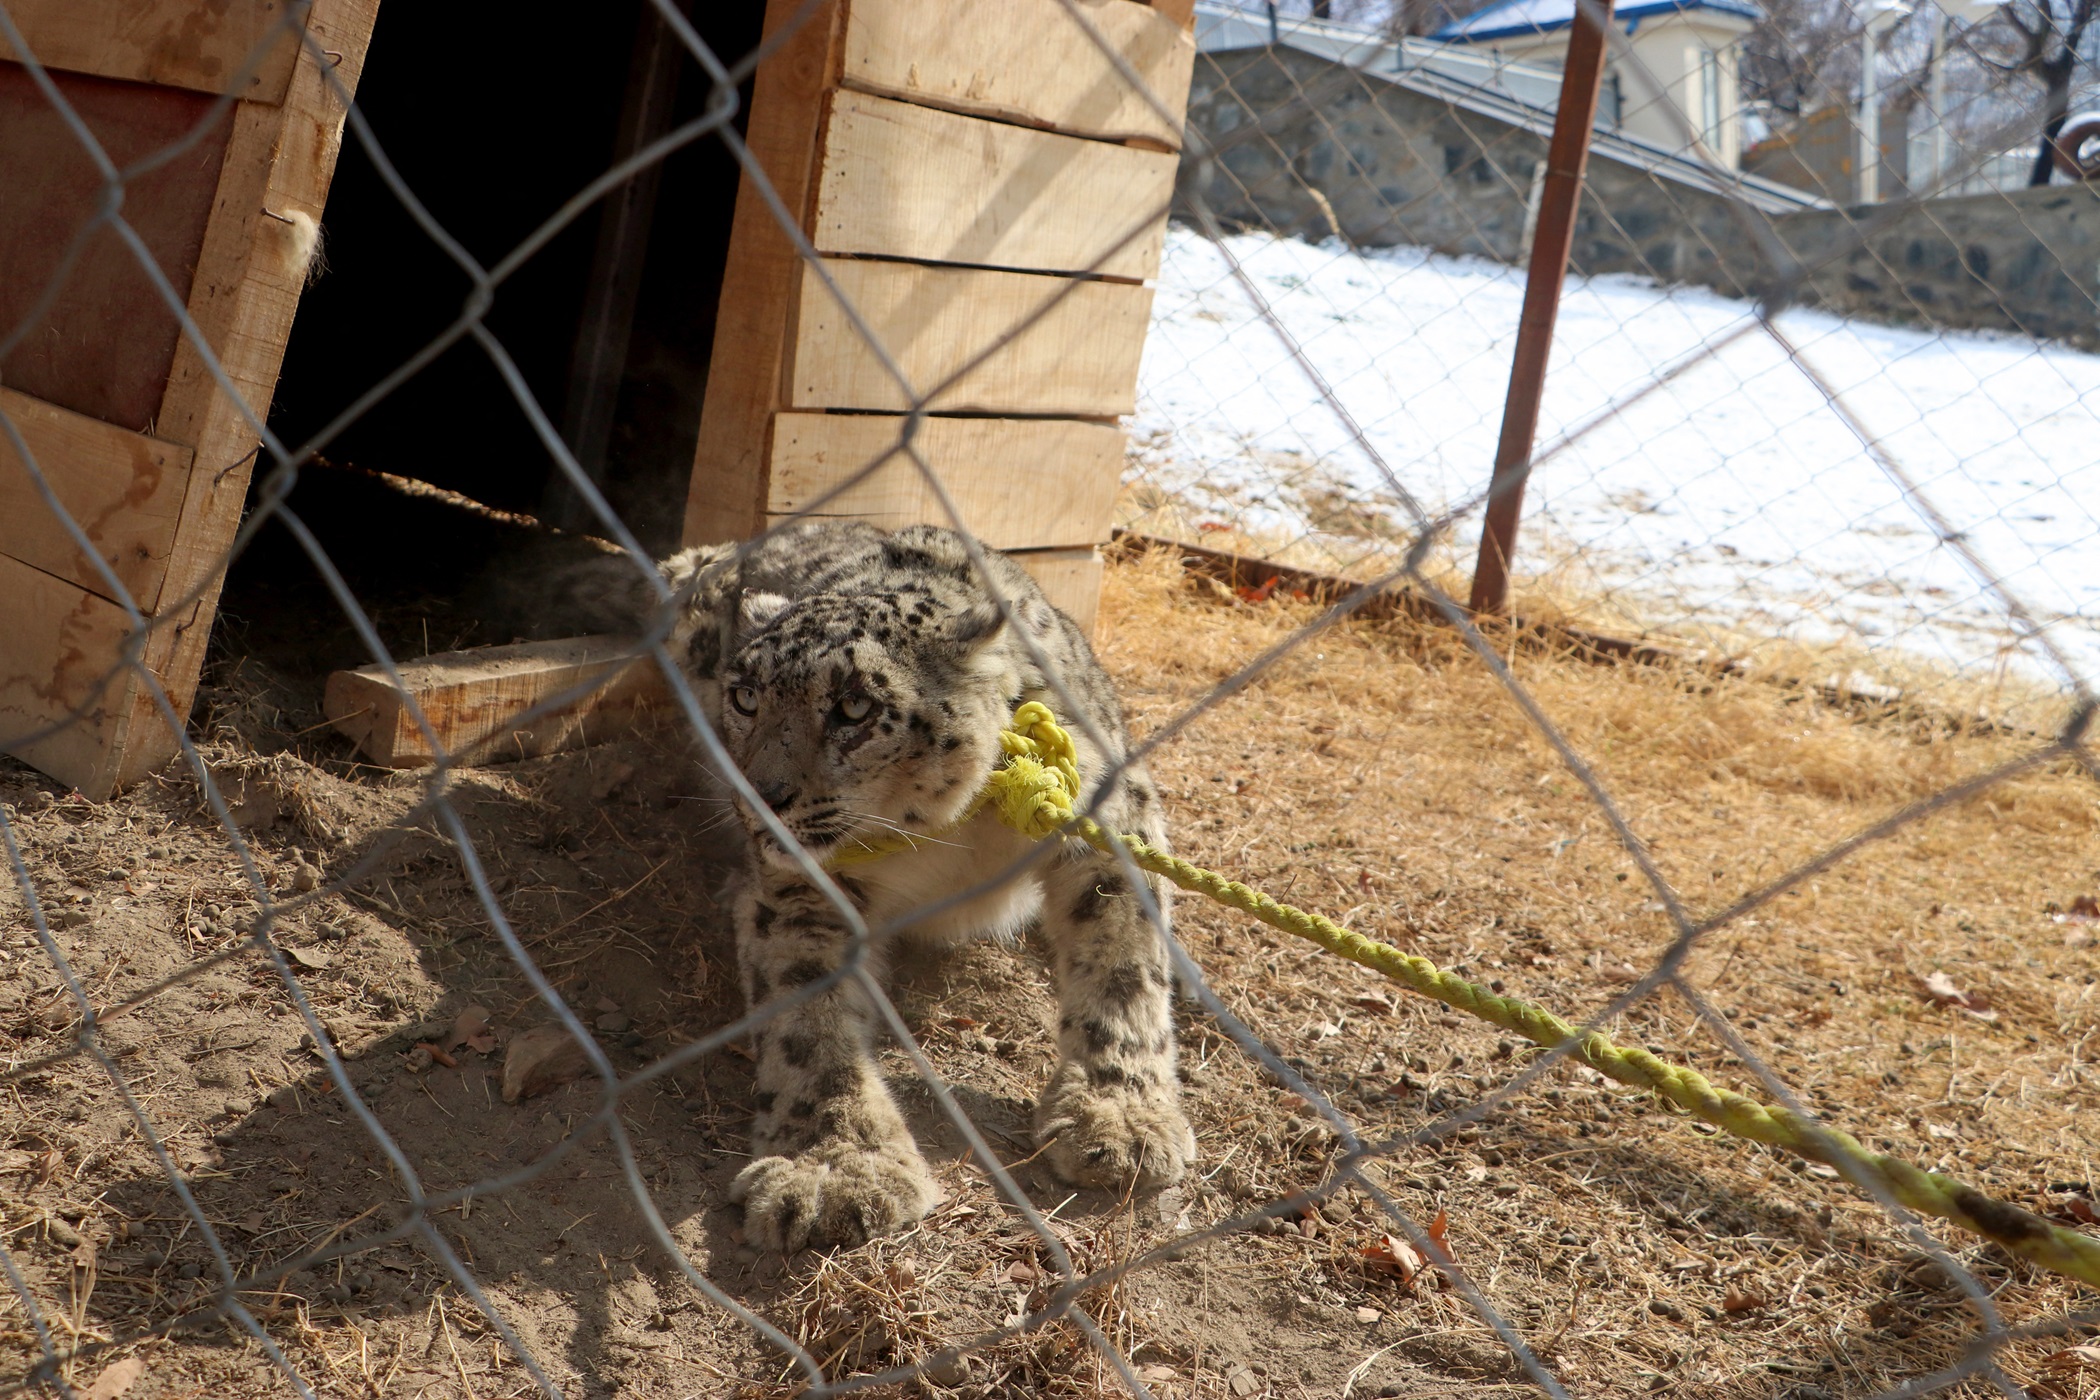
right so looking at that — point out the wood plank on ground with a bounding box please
[0,0,307,103]
[0,387,193,607]
[765,413,1120,549]
[1011,545,1104,634]
[684,0,848,547]
[789,258,1153,416]
[813,90,1175,279]
[838,0,1193,148]
[0,553,141,794]
[324,637,676,770]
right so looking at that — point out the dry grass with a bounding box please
[0,549,2095,1400]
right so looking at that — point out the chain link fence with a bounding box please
[2,0,2097,1398]
[1132,0,2100,733]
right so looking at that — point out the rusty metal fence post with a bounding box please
[1467,0,1617,616]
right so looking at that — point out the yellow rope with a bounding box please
[832,704,2100,1288]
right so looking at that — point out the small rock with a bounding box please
[594,1012,631,1034]
[177,1260,202,1280]
[1228,1367,1262,1397]
[1356,1305,1382,1323]
[290,862,322,894]
[921,1353,970,1387]
[502,1025,591,1103]
[43,1218,82,1248]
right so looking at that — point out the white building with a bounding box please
[1433,0,1760,167]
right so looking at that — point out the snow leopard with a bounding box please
[624,521,1193,1251]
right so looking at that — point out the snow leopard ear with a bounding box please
[946,600,1007,652]
[738,590,790,630]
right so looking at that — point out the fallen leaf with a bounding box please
[1917,971,1996,1021]
[1005,1261,1039,1284]
[1360,1233,1425,1285]
[1350,993,1396,1013]
[1721,1284,1766,1313]
[1138,1363,1178,1383]
[447,1005,495,1055]
[414,1041,458,1070]
[81,1357,145,1400]
[2067,894,2100,920]
[2040,1345,2100,1373]
[1425,1208,1451,1254]
[1355,1305,1382,1323]
[287,946,333,972]
[501,1025,589,1103]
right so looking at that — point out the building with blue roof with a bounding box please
[1433,0,1761,166]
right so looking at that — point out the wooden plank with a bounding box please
[789,258,1154,416]
[94,0,380,795]
[684,0,847,547]
[765,413,1120,549]
[0,387,192,606]
[1011,546,1104,635]
[838,0,1193,148]
[813,90,1176,279]
[0,0,307,104]
[325,637,674,769]
[0,554,141,795]
[0,67,235,431]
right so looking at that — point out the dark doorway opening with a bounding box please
[212,0,760,716]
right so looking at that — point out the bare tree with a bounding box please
[1998,0,2097,183]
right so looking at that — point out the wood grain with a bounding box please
[0,553,140,795]
[1010,545,1104,635]
[325,636,675,769]
[766,413,1120,549]
[683,0,847,547]
[0,0,307,104]
[813,90,1175,279]
[790,258,1154,416]
[104,0,380,794]
[0,387,193,606]
[838,0,1193,147]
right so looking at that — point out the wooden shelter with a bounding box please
[0,0,1194,795]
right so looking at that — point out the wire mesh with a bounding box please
[1,0,2096,1398]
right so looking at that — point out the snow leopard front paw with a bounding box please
[1035,1064,1195,1192]
[729,1142,937,1252]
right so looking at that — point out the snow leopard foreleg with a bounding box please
[1034,839,1195,1191]
[725,874,935,1251]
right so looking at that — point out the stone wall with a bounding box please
[1181,46,2100,346]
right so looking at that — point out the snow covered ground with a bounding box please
[1132,227,2100,705]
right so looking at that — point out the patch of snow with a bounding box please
[1134,227,2100,698]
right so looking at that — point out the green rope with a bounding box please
[834,704,2100,1289]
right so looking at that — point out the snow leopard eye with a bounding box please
[730,685,759,716]
[837,693,874,723]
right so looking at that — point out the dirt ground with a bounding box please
[1,547,2097,1400]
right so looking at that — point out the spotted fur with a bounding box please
[642,522,1192,1251]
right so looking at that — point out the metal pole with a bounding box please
[1860,25,1880,202]
[1930,8,1949,189]
[1267,0,1280,44]
[1466,0,1616,616]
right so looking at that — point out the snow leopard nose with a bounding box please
[755,781,798,811]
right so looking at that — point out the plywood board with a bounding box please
[0,0,306,104]
[325,636,673,769]
[684,0,847,547]
[839,0,1193,147]
[813,90,1175,279]
[0,554,139,795]
[789,258,1154,416]
[766,413,1120,549]
[0,387,193,606]
[0,66,235,431]
[1011,545,1104,634]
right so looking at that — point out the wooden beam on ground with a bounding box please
[324,636,676,770]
